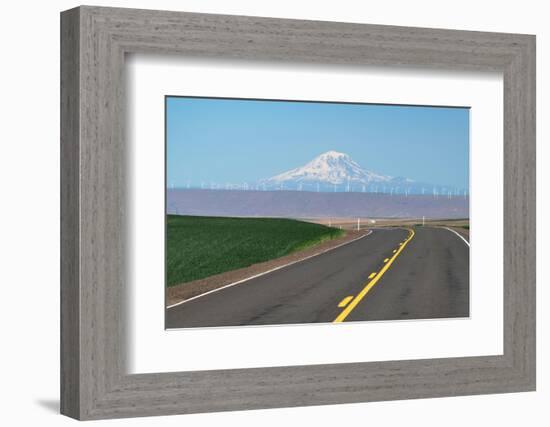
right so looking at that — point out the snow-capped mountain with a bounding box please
[265,151,391,185]
[260,151,415,192]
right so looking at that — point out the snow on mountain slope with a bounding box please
[263,151,396,186]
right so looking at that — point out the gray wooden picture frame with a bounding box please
[60,5,536,420]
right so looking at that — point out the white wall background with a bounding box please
[0,0,546,425]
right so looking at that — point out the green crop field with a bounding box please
[166,215,344,287]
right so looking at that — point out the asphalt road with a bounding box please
[166,227,469,329]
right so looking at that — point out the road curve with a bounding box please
[166,227,469,329]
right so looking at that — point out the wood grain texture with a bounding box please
[60,5,536,420]
[60,7,80,419]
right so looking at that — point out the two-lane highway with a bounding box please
[166,227,469,329]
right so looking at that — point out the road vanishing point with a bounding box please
[166,227,469,329]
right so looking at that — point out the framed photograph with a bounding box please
[164,96,471,329]
[61,6,535,420]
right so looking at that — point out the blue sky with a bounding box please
[166,96,469,189]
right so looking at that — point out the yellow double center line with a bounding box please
[333,228,415,323]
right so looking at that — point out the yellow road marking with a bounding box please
[338,296,354,308]
[384,258,389,263]
[368,272,377,279]
[334,228,415,323]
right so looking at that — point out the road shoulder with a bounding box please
[444,226,470,242]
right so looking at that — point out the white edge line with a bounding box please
[166,230,373,309]
[444,226,470,247]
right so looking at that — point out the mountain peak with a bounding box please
[262,150,394,187]
[319,150,348,158]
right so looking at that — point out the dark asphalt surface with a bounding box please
[166,227,469,329]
